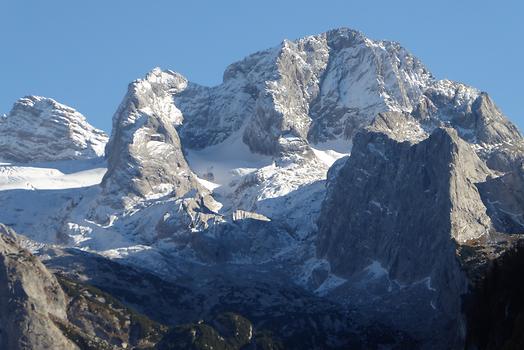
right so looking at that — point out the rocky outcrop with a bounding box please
[0,224,77,350]
[316,127,498,346]
[0,225,168,349]
[0,96,107,162]
[477,163,524,234]
[317,127,492,275]
[101,68,209,209]
[368,110,428,143]
[414,81,524,171]
[56,275,167,349]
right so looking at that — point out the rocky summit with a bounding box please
[0,27,523,349]
[0,96,108,162]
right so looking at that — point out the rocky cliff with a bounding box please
[0,225,168,349]
[101,68,204,209]
[0,224,77,349]
[316,118,522,346]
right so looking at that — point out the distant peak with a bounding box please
[1,95,108,162]
[137,67,188,93]
[325,26,363,37]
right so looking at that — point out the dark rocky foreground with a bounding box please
[0,225,418,349]
[0,222,523,349]
[462,240,524,349]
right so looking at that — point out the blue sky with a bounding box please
[1,0,523,132]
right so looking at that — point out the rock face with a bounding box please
[477,164,524,234]
[0,224,77,350]
[316,126,500,346]
[318,126,491,276]
[463,241,524,349]
[173,28,432,156]
[413,82,524,171]
[0,96,107,162]
[0,225,167,349]
[101,68,208,209]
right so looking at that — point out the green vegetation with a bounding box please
[56,274,168,349]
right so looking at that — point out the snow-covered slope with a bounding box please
[0,96,108,162]
[0,159,106,191]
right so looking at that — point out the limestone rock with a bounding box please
[0,96,107,162]
[0,224,77,350]
[101,68,206,209]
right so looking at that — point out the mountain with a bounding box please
[316,125,492,347]
[0,27,523,348]
[0,96,108,162]
[174,28,432,155]
[102,68,198,206]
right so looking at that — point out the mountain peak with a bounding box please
[0,96,108,162]
[143,67,188,93]
[101,69,205,210]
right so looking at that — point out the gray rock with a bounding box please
[414,82,524,171]
[0,96,107,162]
[478,163,524,234]
[101,68,207,210]
[172,28,432,156]
[0,224,78,350]
[318,126,491,275]
[369,110,428,143]
[316,127,495,346]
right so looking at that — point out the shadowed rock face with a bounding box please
[101,68,207,209]
[477,163,524,234]
[316,127,498,347]
[0,224,77,350]
[318,127,491,277]
[0,96,107,162]
[464,241,524,350]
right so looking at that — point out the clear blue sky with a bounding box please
[1,0,523,132]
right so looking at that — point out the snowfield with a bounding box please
[0,159,106,191]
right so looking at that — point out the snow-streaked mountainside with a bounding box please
[0,96,108,162]
[1,27,524,348]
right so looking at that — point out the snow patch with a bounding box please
[364,260,389,279]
